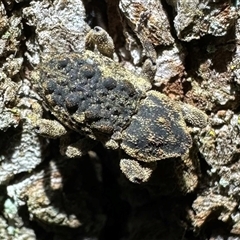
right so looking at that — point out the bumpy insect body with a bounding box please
[37,51,149,141]
[33,50,207,183]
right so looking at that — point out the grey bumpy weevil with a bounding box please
[32,26,208,183]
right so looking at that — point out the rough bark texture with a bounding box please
[0,0,240,239]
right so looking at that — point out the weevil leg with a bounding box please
[60,134,97,158]
[180,103,208,128]
[120,159,157,183]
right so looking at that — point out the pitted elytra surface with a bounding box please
[37,51,147,141]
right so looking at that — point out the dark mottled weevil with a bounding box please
[32,27,208,183]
